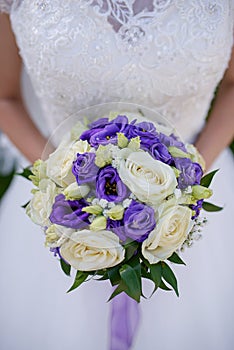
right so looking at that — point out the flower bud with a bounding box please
[171,166,181,178]
[82,205,103,215]
[192,185,213,200]
[186,144,206,171]
[168,146,191,159]
[128,136,141,151]
[63,182,90,200]
[90,216,107,231]
[117,133,129,148]
[29,159,47,186]
[95,144,113,168]
[106,205,124,220]
[45,225,60,246]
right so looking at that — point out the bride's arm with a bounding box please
[0,14,53,163]
[195,47,234,170]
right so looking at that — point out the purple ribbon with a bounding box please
[110,293,140,350]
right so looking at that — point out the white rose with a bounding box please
[26,179,60,227]
[142,204,193,264]
[60,230,125,271]
[46,139,90,187]
[118,151,177,205]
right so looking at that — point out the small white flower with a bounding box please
[174,189,182,199]
[122,198,132,208]
[185,186,192,193]
[103,209,109,218]
[107,202,116,209]
[112,160,119,169]
[99,199,109,208]
[92,198,99,206]
[129,193,137,200]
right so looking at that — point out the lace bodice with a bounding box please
[1,0,234,142]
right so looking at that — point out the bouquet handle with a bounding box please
[110,293,140,350]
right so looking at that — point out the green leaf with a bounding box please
[120,264,141,302]
[60,259,71,276]
[168,252,186,265]
[67,271,89,293]
[124,241,139,261]
[141,263,151,280]
[0,164,16,201]
[108,282,125,302]
[159,280,172,291]
[16,167,33,180]
[107,265,121,286]
[202,201,223,212]
[162,262,179,297]
[96,273,109,281]
[200,169,219,188]
[127,255,141,276]
[21,200,30,209]
[150,263,162,289]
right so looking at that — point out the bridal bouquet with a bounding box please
[23,112,221,302]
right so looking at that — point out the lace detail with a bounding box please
[0,0,13,13]
[9,0,234,143]
[86,0,173,32]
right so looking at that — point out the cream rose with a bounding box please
[60,230,125,271]
[118,151,177,205]
[46,139,90,187]
[142,204,193,263]
[26,179,60,227]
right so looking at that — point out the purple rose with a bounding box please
[149,142,173,164]
[96,165,128,202]
[125,123,159,150]
[80,115,129,148]
[159,133,187,152]
[80,124,118,147]
[90,115,129,146]
[88,117,109,129]
[107,218,126,242]
[72,152,99,185]
[174,158,203,189]
[109,115,129,129]
[49,194,90,229]
[136,121,157,134]
[123,200,156,242]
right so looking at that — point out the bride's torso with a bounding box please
[6,0,234,140]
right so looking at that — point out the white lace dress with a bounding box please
[0,1,234,350]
